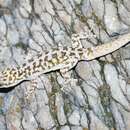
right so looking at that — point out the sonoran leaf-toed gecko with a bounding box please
[0,32,130,98]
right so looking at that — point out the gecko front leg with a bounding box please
[71,31,96,49]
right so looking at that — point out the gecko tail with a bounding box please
[85,33,130,60]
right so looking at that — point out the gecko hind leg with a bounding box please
[58,67,78,93]
[25,79,37,102]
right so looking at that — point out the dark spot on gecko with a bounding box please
[3,78,7,81]
[57,51,64,60]
[32,62,40,73]
[43,62,49,70]
[22,63,26,67]
[24,66,30,73]
[77,48,82,51]
[16,67,20,70]
[37,59,44,68]
[23,69,26,74]
[71,39,77,43]
[9,68,16,74]
[44,56,48,61]
[28,71,31,75]
[46,60,54,69]
[13,71,17,76]
[48,60,54,65]
[9,76,12,81]
[32,62,36,71]
[52,53,57,58]
[18,70,24,77]
[41,65,45,70]
[61,51,66,56]
[37,53,42,58]
[79,52,83,57]
[9,70,12,75]
[45,51,49,55]
[63,46,67,50]
[28,58,34,63]
[11,68,15,71]
[39,59,43,63]
[25,66,31,75]
[2,73,6,77]
[33,62,36,67]
[87,47,93,55]
[53,48,58,51]
[38,59,45,70]
[69,52,75,56]
[38,59,43,66]
[27,66,31,70]
[17,70,20,76]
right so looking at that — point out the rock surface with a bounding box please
[0,0,130,130]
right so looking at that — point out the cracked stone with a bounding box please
[68,110,80,125]
[36,106,55,129]
[104,64,130,109]
[104,0,125,34]
[56,93,67,125]
[22,109,38,130]
[0,0,130,130]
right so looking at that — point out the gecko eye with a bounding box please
[0,83,4,87]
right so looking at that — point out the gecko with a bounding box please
[0,32,130,99]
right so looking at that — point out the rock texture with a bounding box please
[0,0,130,130]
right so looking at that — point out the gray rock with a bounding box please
[0,0,130,130]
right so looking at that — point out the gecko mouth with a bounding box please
[0,86,15,92]
[0,81,14,92]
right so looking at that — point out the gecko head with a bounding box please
[0,71,7,88]
[0,68,22,88]
[0,68,11,88]
[0,70,18,90]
